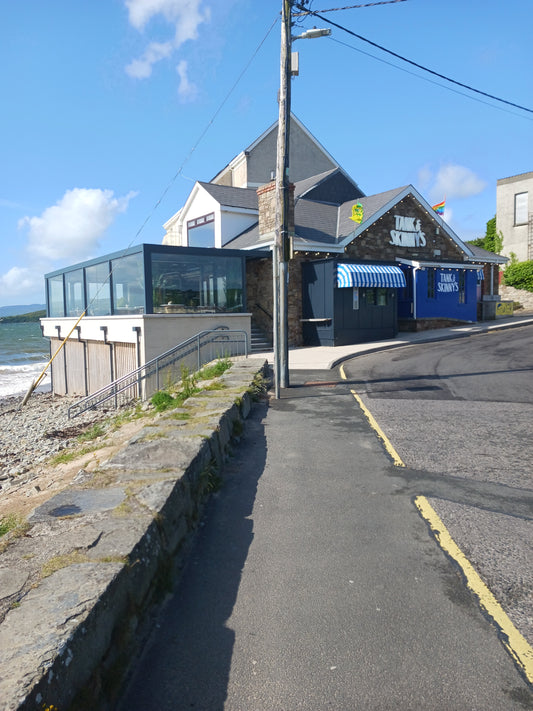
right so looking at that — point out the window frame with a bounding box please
[514,192,528,226]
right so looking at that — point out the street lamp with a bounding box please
[273,1,331,398]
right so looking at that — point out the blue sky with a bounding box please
[1,0,531,306]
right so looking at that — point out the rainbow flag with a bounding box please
[432,199,445,216]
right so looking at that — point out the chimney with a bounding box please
[257,180,295,243]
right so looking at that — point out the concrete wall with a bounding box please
[41,314,251,397]
[496,172,533,262]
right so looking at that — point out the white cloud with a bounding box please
[419,163,487,203]
[18,188,137,262]
[126,41,174,79]
[124,0,210,79]
[0,266,38,300]
[176,60,198,101]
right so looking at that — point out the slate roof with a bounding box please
[221,174,503,265]
[224,222,261,250]
[337,186,409,240]
[224,179,411,250]
[199,182,258,210]
[466,243,508,264]
[294,168,365,205]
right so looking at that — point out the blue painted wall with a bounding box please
[416,268,477,321]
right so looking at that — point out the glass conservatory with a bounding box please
[42,244,267,398]
[45,244,250,318]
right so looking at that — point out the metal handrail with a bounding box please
[255,302,273,321]
[68,327,248,419]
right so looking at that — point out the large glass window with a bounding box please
[86,262,112,316]
[151,252,243,313]
[514,192,528,225]
[48,275,65,317]
[65,269,85,316]
[112,253,145,314]
[187,213,215,247]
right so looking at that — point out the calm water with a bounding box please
[0,322,50,398]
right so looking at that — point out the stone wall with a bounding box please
[246,254,304,347]
[0,360,267,711]
[500,283,533,312]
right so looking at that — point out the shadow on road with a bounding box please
[118,401,269,710]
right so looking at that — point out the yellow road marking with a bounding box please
[415,495,533,686]
[339,363,405,467]
[338,364,533,685]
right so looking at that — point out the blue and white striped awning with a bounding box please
[337,263,407,289]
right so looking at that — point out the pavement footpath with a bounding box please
[1,314,532,710]
[117,313,533,710]
[0,359,268,711]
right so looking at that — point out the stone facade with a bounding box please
[345,195,467,263]
[257,181,295,242]
[246,255,304,348]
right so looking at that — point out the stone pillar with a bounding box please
[257,181,295,242]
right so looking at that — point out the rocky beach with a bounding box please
[0,392,114,505]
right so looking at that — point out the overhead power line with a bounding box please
[293,0,406,15]
[294,3,533,116]
[330,36,533,122]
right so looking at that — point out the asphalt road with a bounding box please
[340,323,533,657]
[118,331,533,710]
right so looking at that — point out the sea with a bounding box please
[0,321,51,399]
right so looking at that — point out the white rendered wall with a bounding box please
[496,172,533,261]
[42,313,251,364]
[220,209,257,246]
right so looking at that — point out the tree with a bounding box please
[467,216,503,254]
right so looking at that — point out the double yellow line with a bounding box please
[339,363,533,686]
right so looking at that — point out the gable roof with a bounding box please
[295,168,365,205]
[198,182,258,211]
[336,184,475,258]
[210,113,346,187]
[337,186,408,242]
[224,177,480,261]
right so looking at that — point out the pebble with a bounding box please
[0,392,113,494]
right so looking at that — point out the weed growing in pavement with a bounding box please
[151,390,176,412]
[50,443,102,466]
[197,357,232,380]
[0,513,25,538]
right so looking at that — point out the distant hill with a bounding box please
[0,310,46,323]
[0,304,46,317]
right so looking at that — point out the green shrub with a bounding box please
[151,391,176,412]
[503,260,533,293]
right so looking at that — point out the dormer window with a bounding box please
[187,212,215,247]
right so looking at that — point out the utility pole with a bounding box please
[273,1,330,398]
[274,0,292,396]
